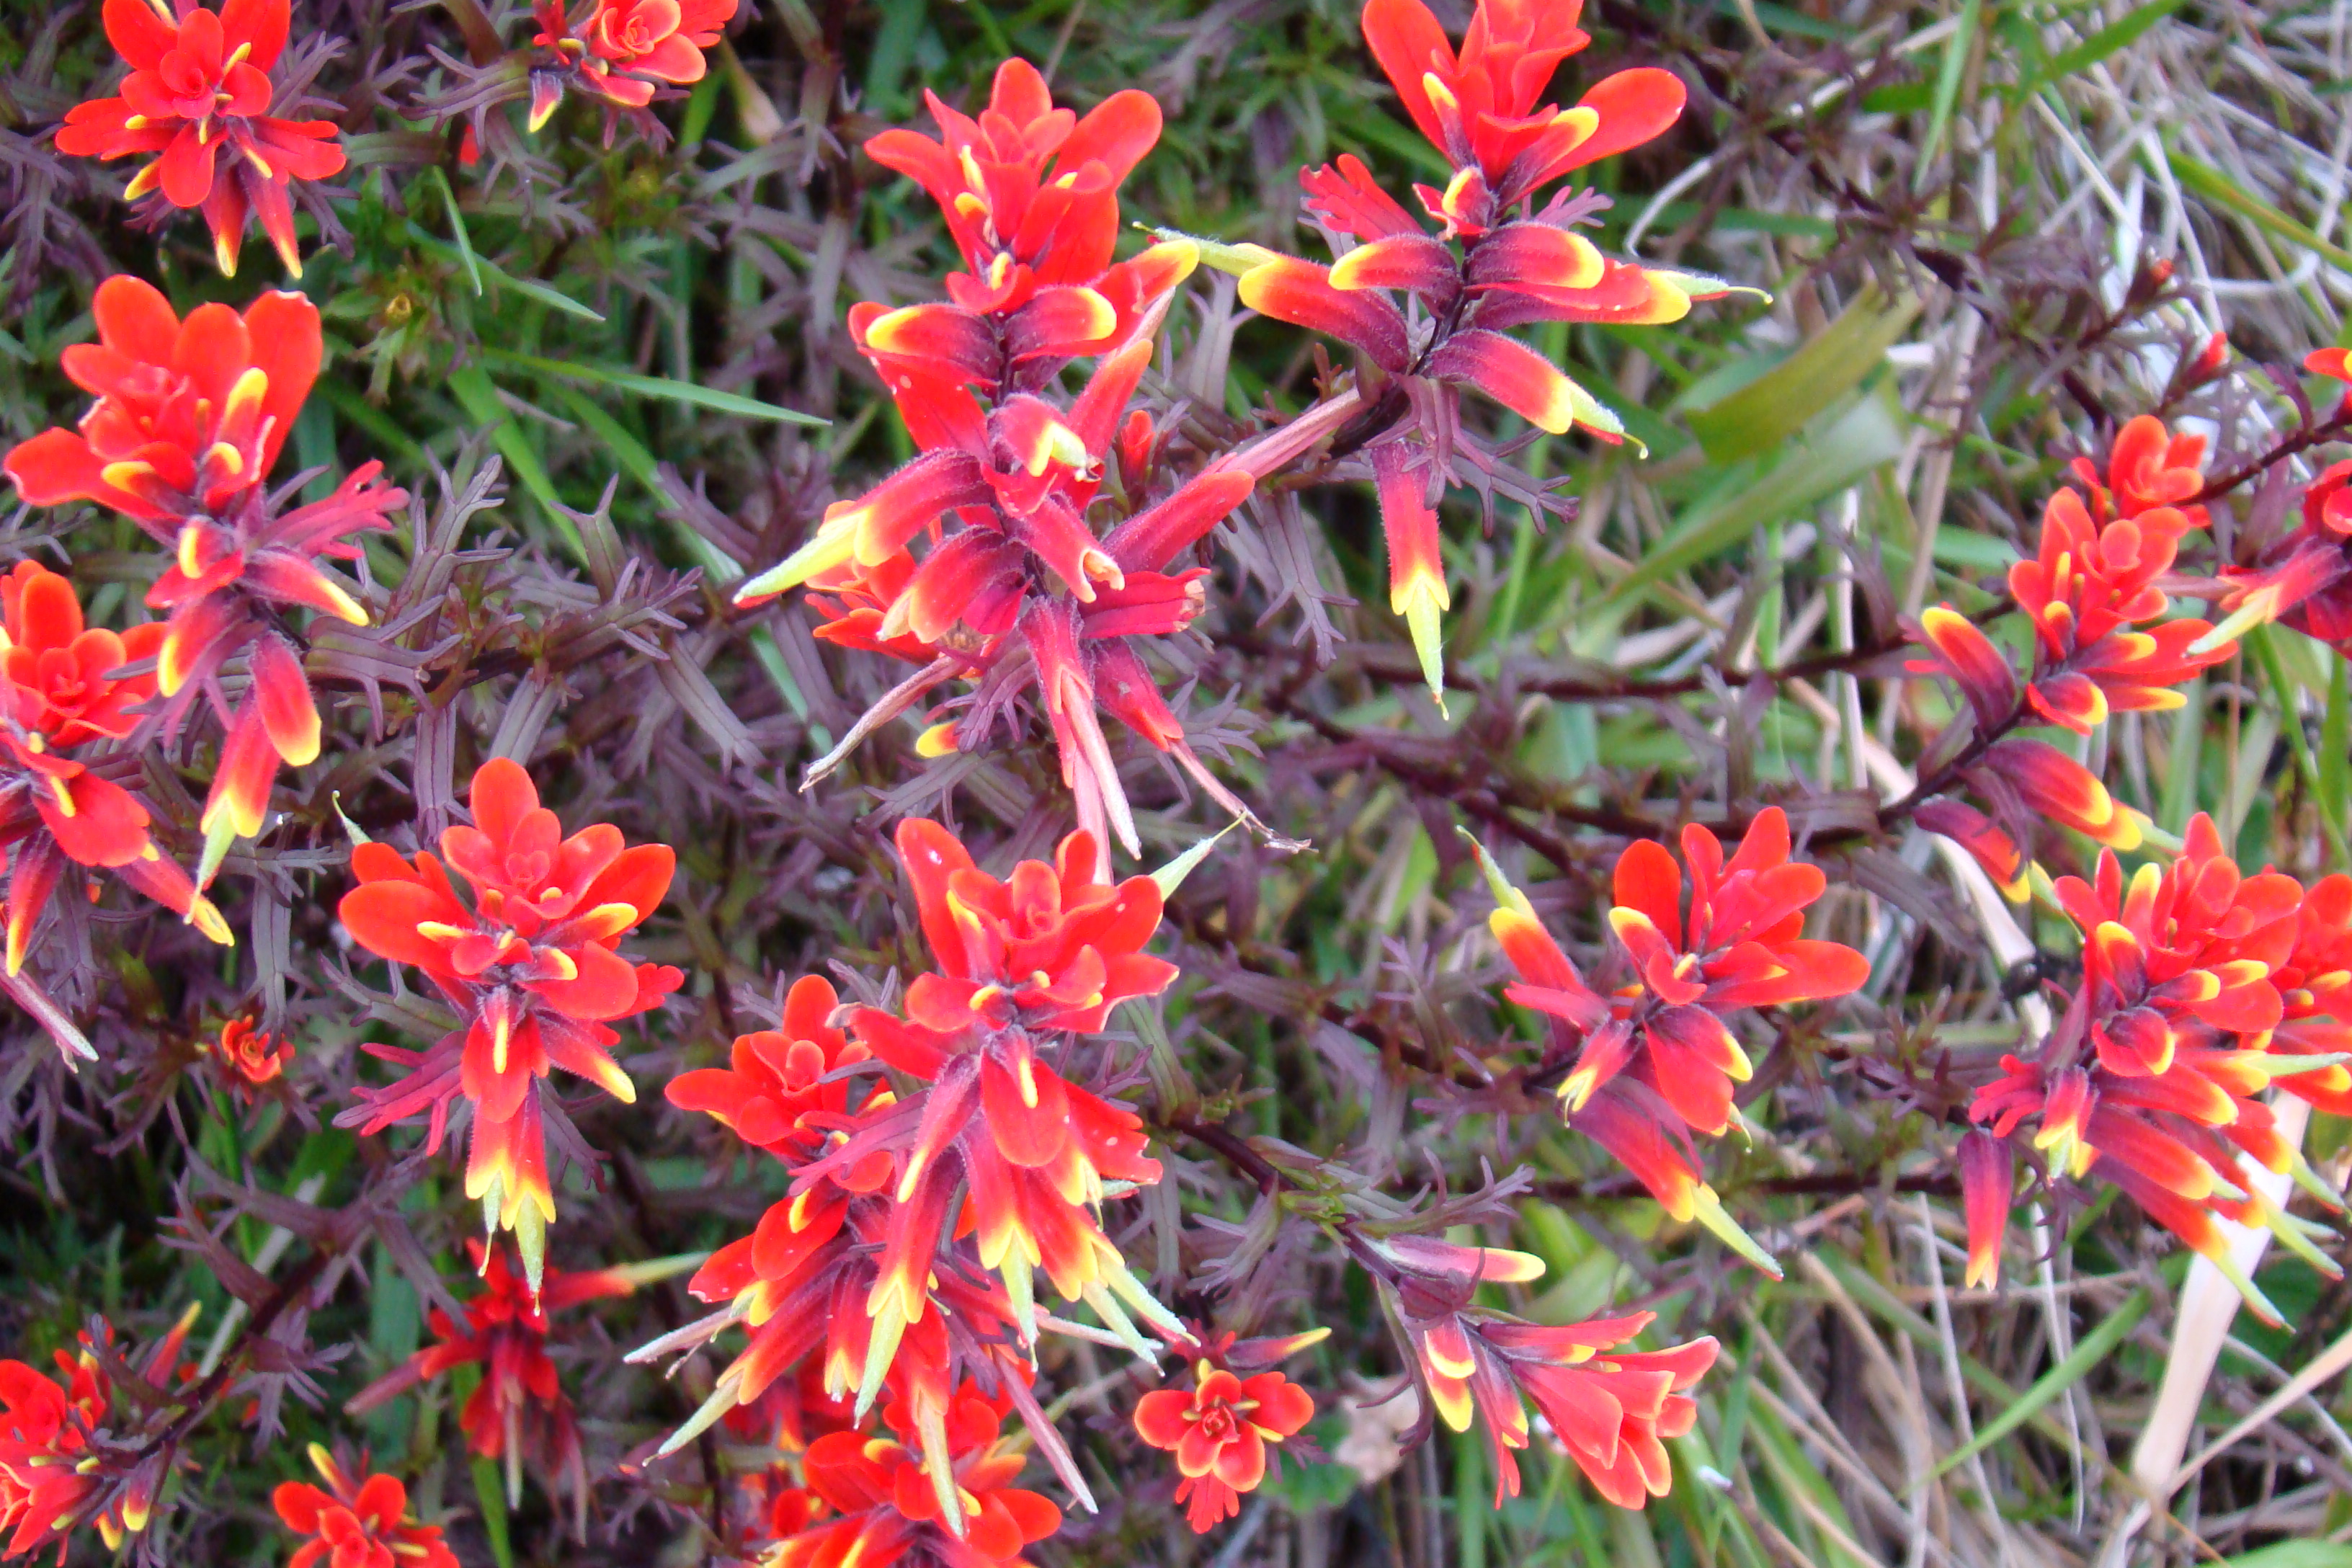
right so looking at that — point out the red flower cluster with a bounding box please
[1132,1336,1317,1532]
[3,276,406,889]
[336,758,680,1288]
[1372,1234,1716,1507]
[1910,416,2229,891]
[526,0,739,133]
[1224,0,1741,696]
[0,559,229,1002]
[0,1311,197,1562]
[273,1448,458,1568]
[1476,807,1867,1274]
[347,1244,638,1523]
[733,61,1332,855]
[57,0,346,276]
[772,1387,1061,1568]
[1964,814,2344,1317]
[641,821,1180,1538]
[2214,351,2352,650]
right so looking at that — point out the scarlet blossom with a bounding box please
[739,1471,829,1549]
[525,0,739,132]
[772,1388,1061,1568]
[864,58,1163,318]
[2219,456,2352,651]
[665,974,873,1163]
[1,277,405,886]
[2266,873,2352,1115]
[0,1310,197,1561]
[1475,808,1867,1275]
[346,1243,636,1523]
[0,560,225,984]
[1133,1363,1315,1531]
[55,0,346,277]
[335,757,680,1287]
[1966,814,2341,1319]
[272,1447,458,1568]
[1370,1234,1716,1507]
[1219,0,1744,695]
[208,1016,291,1089]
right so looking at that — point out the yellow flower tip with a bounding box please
[916,722,961,758]
[189,896,234,948]
[1557,1066,1600,1114]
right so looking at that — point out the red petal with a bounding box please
[1237,256,1412,372]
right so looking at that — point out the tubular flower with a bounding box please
[1217,0,1745,697]
[1966,814,2341,1319]
[2268,874,2352,1115]
[1369,1234,1716,1507]
[772,1389,1062,1568]
[525,0,739,131]
[665,974,875,1162]
[1,277,404,887]
[54,0,345,277]
[346,1244,636,1523]
[2219,456,2352,650]
[1473,808,1867,1276]
[335,758,681,1288]
[0,1311,197,1561]
[1133,1363,1314,1532]
[272,1448,458,1568]
[0,560,225,983]
[208,1015,291,1089]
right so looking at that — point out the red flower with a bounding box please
[525,0,738,128]
[1476,808,1866,1275]
[1,277,404,885]
[2268,873,2352,1115]
[272,1448,457,1568]
[1966,815,2338,1319]
[55,0,345,277]
[347,1244,636,1522]
[1133,1365,1314,1531]
[0,1313,196,1560]
[336,758,680,1286]
[209,1015,290,1088]
[864,58,1162,316]
[1371,1234,1716,1507]
[1218,0,1742,695]
[775,1389,1062,1568]
[0,560,225,981]
[2219,458,2352,650]
[666,974,876,1162]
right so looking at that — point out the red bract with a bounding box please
[1,277,404,886]
[2219,456,2352,650]
[209,1015,290,1089]
[1223,0,1741,695]
[665,974,873,1162]
[1133,1364,1314,1532]
[525,0,739,130]
[335,758,680,1288]
[1966,815,2340,1319]
[272,1448,458,1568]
[0,560,225,992]
[2268,874,2352,1115]
[347,1244,636,1525]
[55,0,344,277]
[1371,1235,1716,1507]
[0,1312,195,1561]
[1475,808,1866,1275]
[865,58,1162,316]
[774,1389,1061,1568]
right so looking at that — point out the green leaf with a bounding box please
[1604,393,1905,609]
[470,1456,515,1568]
[2221,1547,2352,1568]
[482,348,827,426]
[2169,150,2352,272]
[1683,284,1920,463]
[446,365,584,560]
[1924,1289,2150,1482]
[403,223,608,322]
[2325,654,2350,870]
[425,166,481,298]
[1915,0,1980,189]
[2044,0,2183,81]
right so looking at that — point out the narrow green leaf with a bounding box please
[1151,823,1239,899]
[1684,284,1920,463]
[2248,627,2352,869]
[2044,0,2183,81]
[426,166,482,297]
[1915,0,1980,190]
[2325,654,2350,870]
[1924,1288,2150,1482]
[2169,150,2352,272]
[483,348,827,426]
[470,1456,515,1568]
[403,222,606,321]
[446,365,584,560]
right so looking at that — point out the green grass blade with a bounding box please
[483,349,825,426]
[1924,1288,2150,1484]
